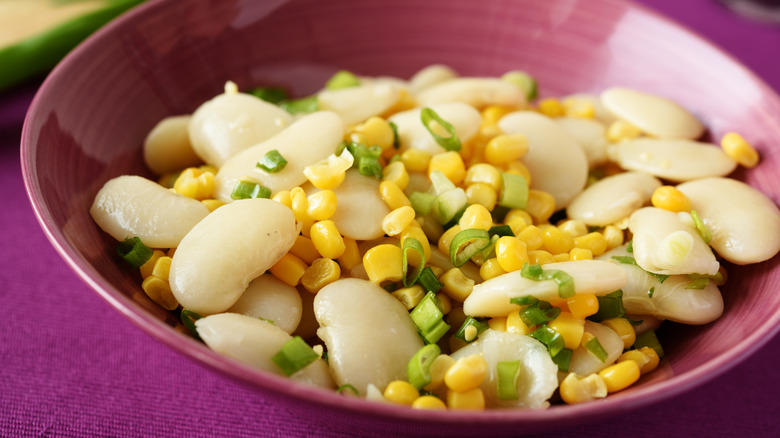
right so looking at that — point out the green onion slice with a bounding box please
[685,276,710,290]
[256,149,288,173]
[634,329,665,358]
[180,309,203,342]
[389,121,400,149]
[647,287,655,298]
[690,210,712,244]
[346,142,383,178]
[325,70,361,90]
[496,360,522,401]
[498,172,529,209]
[116,236,153,268]
[611,255,670,284]
[551,347,572,372]
[402,238,426,287]
[271,336,319,377]
[501,70,538,101]
[416,267,443,293]
[518,300,561,327]
[337,384,360,395]
[411,291,450,344]
[279,96,319,114]
[433,189,468,225]
[420,107,461,151]
[407,344,441,389]
[529,325,565,358]
[449,228,491,267]
[453,317,489,343]
[520,263,575,298]
[510,296,539,307]
[249,86,288,104]
[584,336,608,362]
[626,240,634,253]
[488,224,515,238]
[409,191,436,216]
[589,290,626,322]
[231,180,271,200]
[429,170,456,195]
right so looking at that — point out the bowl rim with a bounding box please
[19,0,780,429]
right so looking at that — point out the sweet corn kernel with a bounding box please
[412,395,447,410]
[383,206,417,236]
[444,354,489,392]
[363,244,404,284]
[401,148,432,173]
[526,190,556,224]
[151,256,172,281]
[384,380,420,405]
[464,163,502,191]
[651,185,692,213]
[548,312,585,349]
[567,294,599,320]
[495,236,529,272]
[337,237,361,271]
[141,275,179,310]
[438,225,462,254]
[479,258,506,281]
[139,250,166,279]
[516,225,543,251]
[424,354,456,392]
[484,134,528,166]
[564,100,595,119]
[352,116,395,151]
[559,373,608,404]
[173,167,214,200]
[436,292,452,315]
[429,151,466,185]
[607,119,642,142]
[537,98,564,117]
[573,232,608,257]
[439,268,475,302]
[527,250,554,265]
[305,190,338,221]
[465,183,498,210]
[504,209,533,230]
[201,199,225,212]
[392,285,426,310]
[558,219,588,238]
[290,187,309,222]
[310,220,346,259]
[568,247,593,261]
[601,317,636,350]
[459,204,493,231]
[505,310,532,335]
[598,360,641,393]
[272,190,292,208]
[379,180,411,210]
[488,317,507,331]
[553,253,570,262]
[602,225,624,249]
[721,132,759,168]
[383,160,410,190]
[503,161,532,187]
[447,388,485,410]
[301,258,341,293]
[636,346,660,374]
[290,235,320,264]
[269,253,308,286]
[480,105,515,138]
[540,225,575,255]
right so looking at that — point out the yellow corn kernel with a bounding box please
[617,350,650,374]
[424,354,456,392]
[444,354,489,392]
[436,292,452,315]
[337,237,361,271]
[412,395,447,410]
[504,209,533,230]
[564,99,595,119]
[484,134,528,166]
[352,116,395,151]
[548,312,585,349]
[503,161,532,187]
[537,98,564,117]
[401,148,432,173]
[651,185,692,213]
[526,190,557,224]
[527,250,554,265]
[379,180,411,210]
[480,105,515,138]
[141,275,179,310]
[479,257,506,281]
[157,172,179,189]
[306,190,338,221]
[721,132,759,167]
[601,317,636,350]
[598,360,641,393]
[540,225,575,255]
[573,232,608,257]
[382,88,418,119]
[553,253,570,262]
[392,285,426,310]
[464,163,502,191]
[150,256,172,281]
[465,183,498,210]
[487,317,507,331]
[558,219,588,238]
[446,388,485,410]
[495,236,529,272]
[383,206,417,236]
[139,250,166,279]
[505,310,532,335]
[173,167,214,200]
[636,346,660,374]
[438,224,462,254]
[559,373,608,405]
[458,204,493,231]
[516,225,543,251]
[309,220,346,259]
[290,235,320,264]
[602,225,624,249]
[382,160,410,190]
[439,268,475,302]
[200,199,224,212]
[429,151,466,185]
[301,257,341,293]
[399,224,431,263]
[566,294,599,321]
[270,253,308,286]
[271,190,292,208]
[290,187,309,222]
[383,380,420,405]
[607,119,642,142]
[363,244,404,284]
[569,247,593,261]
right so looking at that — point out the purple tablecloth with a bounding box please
[2,0,779,436]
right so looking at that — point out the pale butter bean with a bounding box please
[450,330,558,409]
[600,87,705,139]
[313,278,424,396]
[214,111,343,202]
[498,111,589,208]
[170,198,297,315]
[227,273,302,334]
[569,321,624,376]
[143,115,202,175]
[415,77,526,108]
[318,81,401,126]
[195,313,335,388]
[463,260,627,317]
[555,117,609,168]
[629,207,719,276]
[607,138,737,182]
[408,64,457,94]
[90,175,209,248]
[188,92,293,167]
[678,177,780,264]
[388,102,481,154]
[567,171,662,226]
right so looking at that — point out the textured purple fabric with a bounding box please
[2,0,780,436]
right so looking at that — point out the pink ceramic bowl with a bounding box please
[21,0,780,435]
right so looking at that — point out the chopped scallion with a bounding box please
[634,329,665,358]
[496,360,522,401]
[647,287,655,298]
[453,317,488,343]
[584,335,608,362]
[249,86,288,104]
[518,300,561,327]
[589,290,625,322]
[685,276,710,289]
[116,236,153,268]
[416,267,443,293]
[271,336,319,377]
[519,263,575,298]
[407,344,441,389]
[420,107,461,151]
[256,149,288,173]
[410,291,450,344]
[551,347,572,372]
[432,188,468,225]
[498,172,529,209]
[690,209,712,244]
[389,121,400,149]
[449,228,491,267]
[402,238,426,287]
[529,325,565,358]
[279,96,319,114]
[501,70,538,101]
[180,309,203,342]
[610,255,670,284]
[325,70,361,90]
[488,224,515,238]
[409,191,436,216]
[337,384,359,395]
[346,142,383,178]
[231,180,271,200]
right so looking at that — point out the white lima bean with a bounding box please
[90,175,209,248]
[566,171,662,227]
[555,117,609,169]
[415,77,526,108]
[677,177,780,265]
[313,278,424,396]
[463,260,627,317]
[607,138,737,182]
[318,81,401,127]
[450,330,558,409]
[213,111,343,203]
[629,206,720,276]
[600,87,705,139]
[142,115,202,175]
[568,321,624,376]
[227,273,302,334]
[169,198,297,315]
[188,89,293,167]
[497,111,589,208]
[387,102,482,154]
[195,313,335,388]
[408,64,458,94]
[599,245,724,325]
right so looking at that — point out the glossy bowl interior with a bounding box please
[21,0,780,435]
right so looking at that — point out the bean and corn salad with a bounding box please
[90,65,780,410]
